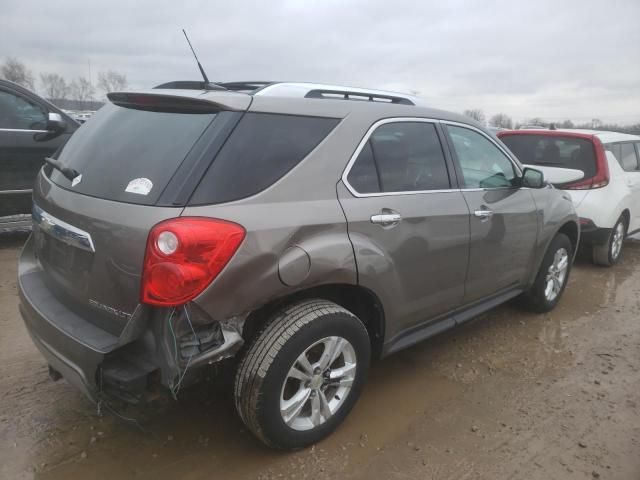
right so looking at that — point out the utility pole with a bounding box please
[88,59,92,101]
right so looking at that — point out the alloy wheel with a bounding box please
[280,336,357,431]
[610,222,625,260]
[544,247,569,302]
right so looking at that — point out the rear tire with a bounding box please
[234,299,370,450]
[593,215,626,267]
[521,233,573,313]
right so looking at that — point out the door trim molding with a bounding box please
[382,285,523,356]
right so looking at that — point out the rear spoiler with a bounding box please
[107,91,251,113]
[523,164,584,185]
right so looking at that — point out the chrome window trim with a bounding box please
[0,128,48,133]
[0,188,32,195]
[341,117,459,198]
[32,204,95,253]
[341,117,526,198]
[441,120,524,176]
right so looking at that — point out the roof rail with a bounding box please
[254,82,423,106]
[304,89,414,105]
[151,80,424,106]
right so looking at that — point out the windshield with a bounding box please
[500,134,597,179]
[48,103,216,205]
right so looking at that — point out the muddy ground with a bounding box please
[1,232,638,480]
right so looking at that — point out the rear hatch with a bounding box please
[499,132,597,204]
[29,91,250,336]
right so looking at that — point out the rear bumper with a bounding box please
[18,235,245,404]
[20,302,101,402]
[579,218,611,246]
[18,240,117,401]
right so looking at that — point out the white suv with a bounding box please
[499,129,640,266]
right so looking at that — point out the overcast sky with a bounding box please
[2,0,639,124]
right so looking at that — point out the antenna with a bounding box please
[182,28,210,85]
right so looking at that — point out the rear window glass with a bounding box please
[49,103,216,205]
[189,113,339,205]
[500,134,596,178]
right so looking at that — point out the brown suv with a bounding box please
[19,81,578,448]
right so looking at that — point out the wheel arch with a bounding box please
[558,220,579,255]
[620,209,631,229]
[242,284,386,359]
[527,218,579,288]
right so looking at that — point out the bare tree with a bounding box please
[69,76,95,102]
[1,57,35,89]
[559,119,574,128]
[489,113,513,129]
[463,109,486,124]
[40,73,70,100]
[97,70,128,93]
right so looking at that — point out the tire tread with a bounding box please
[234,299,361,448]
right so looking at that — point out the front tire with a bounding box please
[521,233,573,313]
[593,215,626,267]
[234,299,371,450]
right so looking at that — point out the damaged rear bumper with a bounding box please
[18,237,245,404]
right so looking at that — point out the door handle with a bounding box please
[474,209,494,220]
[370,213,402,226]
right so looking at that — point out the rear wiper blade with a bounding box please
[44,157,80,181]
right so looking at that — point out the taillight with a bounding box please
[564,137,609,190]
[141,217,245,306]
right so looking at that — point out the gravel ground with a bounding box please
[1,232,638,480]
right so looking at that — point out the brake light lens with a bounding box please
[564,137,609,190]
[141,217,245,306]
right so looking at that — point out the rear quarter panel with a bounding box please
[569,152,632,229]
[184,199,356,321]
[182,110,367,322]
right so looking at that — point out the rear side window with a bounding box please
[501,134,596,179]
[619,143,639,171]
[347,142,380,193]
[190,113,339,204]
[605,143,623,164]
[448,125,516,188]
[346,122,450,194]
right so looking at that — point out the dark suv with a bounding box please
[0,79,79,230]
[18,82,578,449]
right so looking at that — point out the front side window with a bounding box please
[448,125,516,189]
[0,90,46,130]
[619,143,639,171]
[346,121,450,194]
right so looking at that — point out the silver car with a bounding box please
[18,81,578,449]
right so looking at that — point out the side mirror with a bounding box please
[522,167,545,188]
[46,112,67,134]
